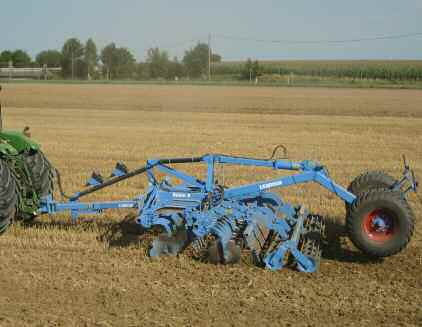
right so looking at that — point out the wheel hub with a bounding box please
[363,209,397,242]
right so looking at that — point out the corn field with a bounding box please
[212,60,422,81]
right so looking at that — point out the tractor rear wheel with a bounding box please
[25,150,54,197]
[0,159,18,234]
[19,151,54,222]
[346,171,397,215]
[346,188,414,257]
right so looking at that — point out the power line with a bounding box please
[141,31,422,60]
[148,37,203,50]
[214,32,422,45]
[142,37,204,59]
[141,31,422,59]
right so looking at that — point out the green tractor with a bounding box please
[0,86,54,234]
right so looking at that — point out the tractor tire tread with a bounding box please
[346,188,414,257]
[0,159,18,234]
[25,150,54,197]
[346,170,398,214]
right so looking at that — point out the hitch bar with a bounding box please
[73,156,203,200]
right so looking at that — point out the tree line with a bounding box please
[0,37,222,80]
[4,38,421,82]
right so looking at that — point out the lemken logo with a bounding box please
[172,192,191,198]
[259,181,283,190]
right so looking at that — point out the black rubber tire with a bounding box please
[346,171,397,214]
[0,159,18,234]
[347,171,397,195]
[25,150,54,197]
[346,188,414,257]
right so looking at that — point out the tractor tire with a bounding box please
[346,171,397,214]
[0,159,18,234]
[25,150,54,197]
[346,188,414,257]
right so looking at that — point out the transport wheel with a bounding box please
[0,159,18,234]
[297,214,325,272]
[25,150,54,197]
[346,188,414,257]
[346,171,397,214]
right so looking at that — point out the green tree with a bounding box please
[182,43,222,78]
[211,53,222,63]
[61,38,85,79]
[146,47,170,79]
[114,47,136,79]
[11,50,31,66]
[85,38,98,79]
[183,42,209,78]
[241,58,262,80]
[136,62,150,80]
[167,57,185,80]
[252,60,262,78]
[100,43,136,79]
[0,50,13,64]
[241,58,253,80]
[36,50,62,67]
[100,43,117,80]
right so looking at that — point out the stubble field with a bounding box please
[0,83,421,327]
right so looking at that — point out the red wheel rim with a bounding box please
[362,209,397,242]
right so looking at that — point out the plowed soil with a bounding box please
[0,84,421,327]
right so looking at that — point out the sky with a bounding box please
[1,0,422,61]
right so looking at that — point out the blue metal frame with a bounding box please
[39,154,356,219]
[37,154,362,272]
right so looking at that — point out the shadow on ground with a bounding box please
[97,214,150,248]
[24,215,381,264]
[323,216,383,264]
[23,214,149,248]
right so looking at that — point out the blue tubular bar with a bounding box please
[155,164,204,188]
[39,199,139,215]
[206,157,215,192]
[215,155,276,168]
[224,172,316,199]
[224,170,356,204]
[274,160,302,170]
[214,154,302,171]
[314,172,356,204]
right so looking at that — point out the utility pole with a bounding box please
[43,64,48,80]
[208,33,211,81]
[71,49,74,80]
[8,61,12,80]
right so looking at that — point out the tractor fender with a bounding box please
[0,130,39,153]
[0,141,19,156]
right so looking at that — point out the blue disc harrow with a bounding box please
[40,149,418,272]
